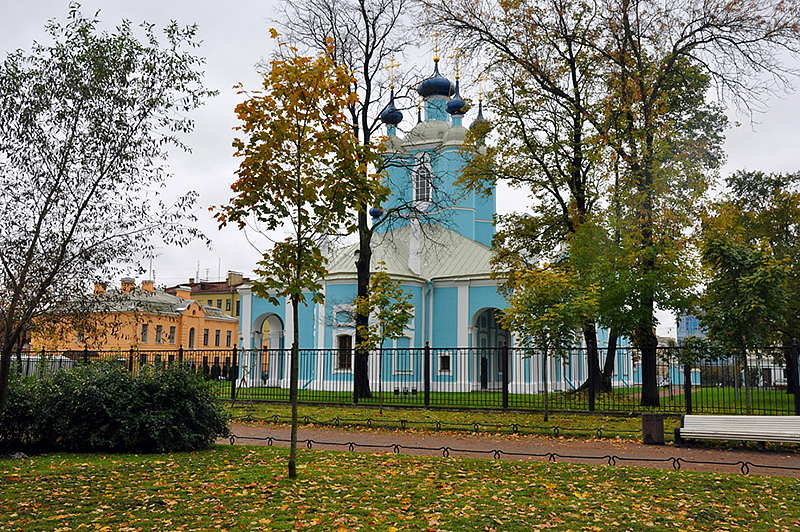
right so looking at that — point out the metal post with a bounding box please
[128,347,134,372]
[424,343,431,407]
[502,345,509,409]
[231,345,238,401]
[683,362,693,415]
[353,346,359,405]
[588,349,595,412]
[178,345,184,364]
[792,339,800,416]
[83,345,89,364]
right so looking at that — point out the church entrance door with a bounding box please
[474,308,508,390]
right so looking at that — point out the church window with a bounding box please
[413,154,432,203]
[336,335,352,370]
[439,351,452,373]
[395,336,412,373]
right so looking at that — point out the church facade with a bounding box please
[236,56,517,392]
[235,57,634,394]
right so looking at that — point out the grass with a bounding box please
[220,382,795,416]
[2,445,798,531]
[226,403,653,440]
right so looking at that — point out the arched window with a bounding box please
[414,153,432,203]
[189,327,195,349]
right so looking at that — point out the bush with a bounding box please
[0,361,230,453]
[0,372,40,451]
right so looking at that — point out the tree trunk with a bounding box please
[0,326,23,414]
[288,294,300,479]
[635,320,660,407]
[603,331,619,380]
[353,206,372,400]
[573,323,607,394]
[0,344,13,415]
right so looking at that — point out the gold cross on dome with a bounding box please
[474,72,486,101]
[433,33,440,63]
[450,48,465,80]
[384,57,401,89]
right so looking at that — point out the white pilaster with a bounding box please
[409,218,421,275]
[238,284,253,349]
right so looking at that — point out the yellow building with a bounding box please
[33,278,239,353]
[165,271,249,319]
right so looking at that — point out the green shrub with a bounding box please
[0,372,40,451]
[0,361,230,453]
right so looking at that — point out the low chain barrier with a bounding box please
[227,433,800,476]
[230,412,643,440]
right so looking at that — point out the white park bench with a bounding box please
[674,414,800,451]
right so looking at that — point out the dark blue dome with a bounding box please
[380,90,403,126]
[417,62,455,99]
[470,100,489,131]
[446,79,468,116]
[369,207,384,219]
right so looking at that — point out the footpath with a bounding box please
[222,423,800,478]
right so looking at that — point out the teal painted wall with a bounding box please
[431,286,458,346]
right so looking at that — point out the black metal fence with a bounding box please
[12,343,800,416]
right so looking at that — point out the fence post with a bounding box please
[178,345,184,365]
[231,346,238,402]
[83,345,89,364]
[792,339,800,416]
[588,350,595,412]
[683,362,693,415]
[424,343,431,408]
[502,345,509,409]
[128,347,134,372]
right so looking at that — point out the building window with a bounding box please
[169,326,176,344]
[216,299,222,309]
[141,324,149,344]
[439,351,452,373]
[395,337,412,373]
[226,330,232,347]
[225,299,231,312]
[414,154,432,203]
[203,329,209,347]
[215,330,221,347]
[207,299,213,306]
[337,335,352,370]
[235,300,240,317]
[156,325,163,344]
[189,328,195,349]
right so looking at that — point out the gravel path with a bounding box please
[222,423,800,478]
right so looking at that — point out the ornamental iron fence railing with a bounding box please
[12,343,800,416]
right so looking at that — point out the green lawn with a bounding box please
[2,446,798,531]
[227,403,653,440]
[220,382,795,415]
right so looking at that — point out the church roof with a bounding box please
[325,224,495,283]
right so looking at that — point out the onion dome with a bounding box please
[470,99,489,131]
[446,79,468,116]
[369,206,384,219]
[417,60,455,99]
[379,90,403,126]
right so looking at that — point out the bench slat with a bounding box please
[674,415,800,448]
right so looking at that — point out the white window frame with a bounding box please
[413,152,432,206]
[334,332,354,373]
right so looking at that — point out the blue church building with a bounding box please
[236,56,635,394]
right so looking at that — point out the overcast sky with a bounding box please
[4,1,800,336]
